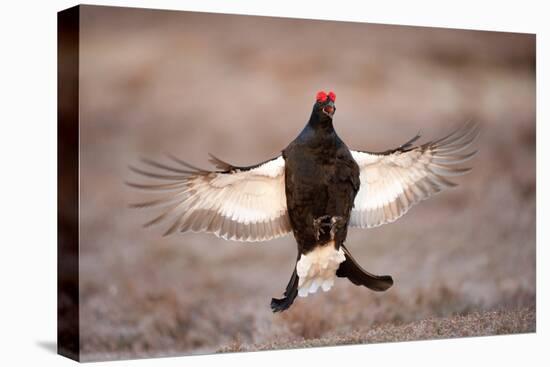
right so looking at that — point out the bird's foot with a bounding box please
[330,216,345,240]
[313,215,332,240]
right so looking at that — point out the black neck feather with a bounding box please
[307,110,334,132]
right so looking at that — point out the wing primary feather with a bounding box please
[431,121,476,146]
[208,153,235,171]
[166,154,209,173]
[140,157,197,174]
[129,194,184,208]
[125,181,188,191]
[432,150,478,164]
[143,206,180,228]
[397,131,422,150]
[434,134,479,155]
[129,165,191,181]
[434,125,480,151]
[163,214,185,236]
[428,164,472,177]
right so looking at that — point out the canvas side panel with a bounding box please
[57,5,80,362]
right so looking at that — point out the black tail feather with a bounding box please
[271,267,299,313]
[336,245,393,291]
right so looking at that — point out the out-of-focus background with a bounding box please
[77,5,535,361]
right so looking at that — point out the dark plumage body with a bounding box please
[284,113,359,253]
[271,95,392,312]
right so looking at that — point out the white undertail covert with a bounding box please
[296,241,346,297]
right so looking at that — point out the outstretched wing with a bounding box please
[127,154,291,242]
[350,122,479,228]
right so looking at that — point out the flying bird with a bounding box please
[128,90,478,312]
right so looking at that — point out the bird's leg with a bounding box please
[330,216,345,240]
[313,215,332,240]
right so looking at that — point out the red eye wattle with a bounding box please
[328,91,336,102]
[316,91,328,103]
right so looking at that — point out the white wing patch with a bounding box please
[350,123,478,228]
[128,155,292,242]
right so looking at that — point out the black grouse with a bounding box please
[128,90,478,312]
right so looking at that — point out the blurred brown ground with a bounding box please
[76,5,535,361]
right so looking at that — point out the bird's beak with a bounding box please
[323,101,335,117]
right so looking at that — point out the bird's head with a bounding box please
[313,90,336,122]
